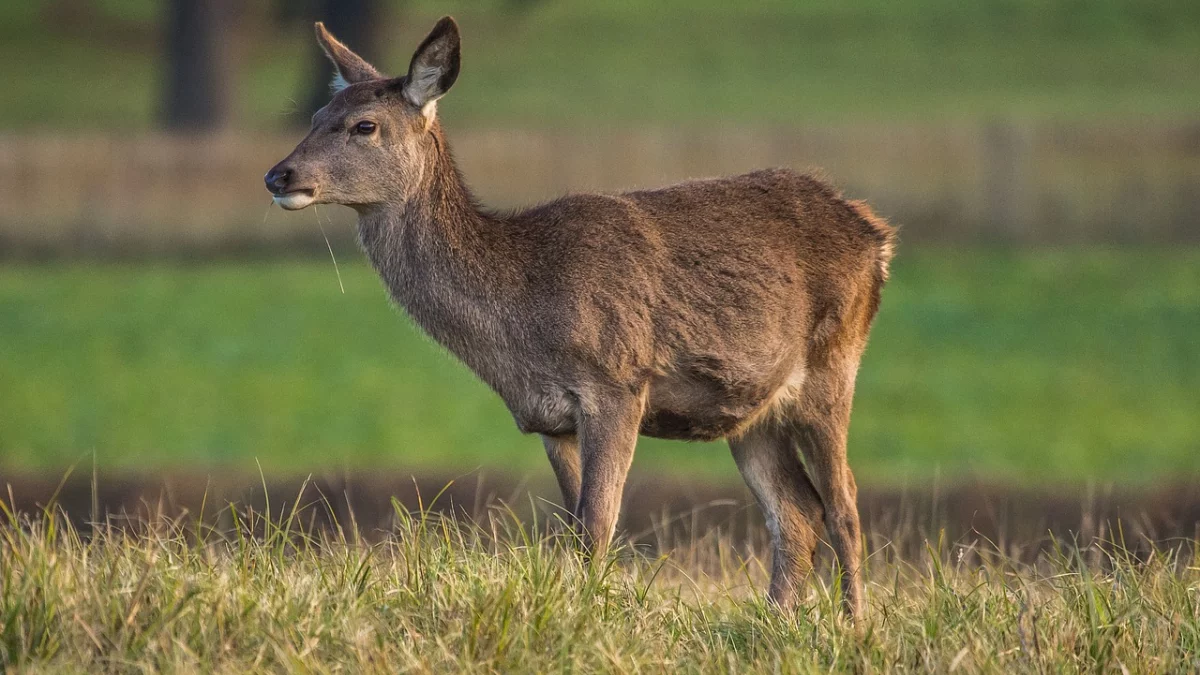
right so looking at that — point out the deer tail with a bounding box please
[848,200,896,283]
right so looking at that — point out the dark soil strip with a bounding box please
[3,469,1198,559]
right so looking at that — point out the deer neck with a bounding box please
[355,134,525,376]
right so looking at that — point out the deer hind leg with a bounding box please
[729,422,825,610]
[542,434,581,516]
[791,360,865,620]
[574,389,646,558]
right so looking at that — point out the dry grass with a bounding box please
[2,489,1199,673]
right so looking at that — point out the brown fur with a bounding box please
[265,17,896,619]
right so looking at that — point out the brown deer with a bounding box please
[265,17,894,619]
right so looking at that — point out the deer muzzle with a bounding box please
[264,165,317,210]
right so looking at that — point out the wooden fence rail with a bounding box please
[1,122,1197,255]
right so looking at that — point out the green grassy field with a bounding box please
[3,503,1199,672]
[2,0,1199,129]
[1,249,1197,486]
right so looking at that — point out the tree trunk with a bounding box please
[162,0,233,131]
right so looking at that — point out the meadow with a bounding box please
[2,2,1198,670]
[2,248,1198,486]
[2,0,1199,130]
[3,499,1199,672]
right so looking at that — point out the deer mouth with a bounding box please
[274,189,317,211]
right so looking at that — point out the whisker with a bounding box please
[313,205,345,294]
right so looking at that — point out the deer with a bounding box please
[265,16,894,620]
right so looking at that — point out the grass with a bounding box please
[1,0,1199,129]
[2,496,1199,672]
[0,249,1198,486]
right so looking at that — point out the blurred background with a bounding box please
[1,0,1198,539]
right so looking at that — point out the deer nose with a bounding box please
[264,166,292,194]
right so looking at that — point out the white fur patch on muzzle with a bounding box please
[274,191,316,210]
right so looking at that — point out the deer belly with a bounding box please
[639,408,748,441]
[641,368,793,441]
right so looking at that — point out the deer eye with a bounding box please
[353,121,377,135]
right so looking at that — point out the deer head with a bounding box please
[264,17,461,211]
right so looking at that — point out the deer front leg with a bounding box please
[574,390,645,557]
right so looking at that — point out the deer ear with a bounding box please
[315,22,382,92]
[402,17,461,120]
